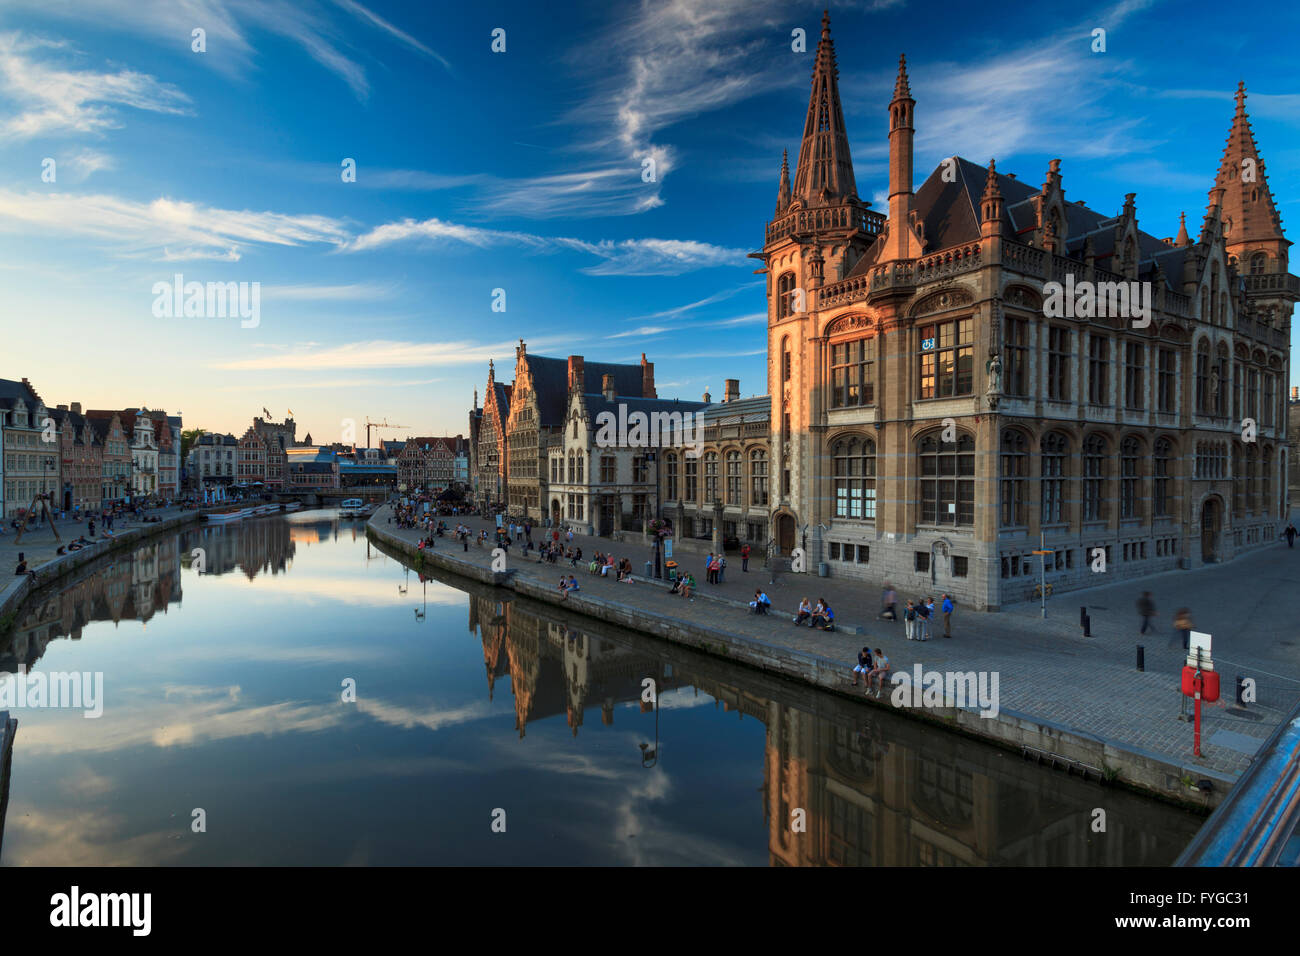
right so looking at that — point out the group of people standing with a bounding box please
[877,584,955,641]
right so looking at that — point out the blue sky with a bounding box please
[0,0,1296,441]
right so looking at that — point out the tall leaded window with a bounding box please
[1153,438,1172,517]
[726,451,742,504]
[1195,340,1210,415]
[777,274,797,319]
[1246,445,1257,511]
[917,318,973,399]
[1216,344,1229,417]
[1234,361,1243,420]
[575,452,584,483]
[1264,373,1275,428]
[665,452,679,500]
[832,437,876,520]
[1047,327,1071,401]
[684,455,698,502]
[918,432,974,526]
[1250,252,1267,275]
[999,429,1027,527]
[750,449,768,506]
[782,336,792,382]
[1158,348,1176,413]
[1003,316,1029,396]
[1262,446,1273,515]
[830,338,876,407]
[1088,334,1110,405]
[1232,443,1243,514]
[1124,342,1144,409]
[1041,432,1067,524]
[703,452,718,503]
[600,455,616,483]
[1120,436,1141,519]
[1082,434,1107,521]
[1248,368,1259,420]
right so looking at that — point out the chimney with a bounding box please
[602,374,616,402]
[641,353,657,398]
[723,379,740,403]
[71,402,81,414]
[702,386,712,404]
[57,404,68,412]
[1293,386,1299,402]
[567,355,585,393]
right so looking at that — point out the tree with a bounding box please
[181,428,206,461]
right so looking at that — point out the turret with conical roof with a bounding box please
[791,11,857,206]
[1213,82,1289,271]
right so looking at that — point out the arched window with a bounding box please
[726,450,743,505]
[1210,270,1220,325]
[750,449,768,506]
[918,432,974,526]
[833,437,877,520]
[999,429,1027,528]
[1250,252,1267,275]
[1215,343,1229,417]
[684,454,698,501]
[566,452,575,484]
[576,452,584,484]
[1246,445,1258,512]
[1153,438,1172,517]
[703,452,719,503]
[1195,340,1210,415]
[781,336,792,383]
[777,273,797,319]
[1041,432,1067,525]
[665,452,679,501]
[1082,434,1108,521]
[1120,436,1141,519]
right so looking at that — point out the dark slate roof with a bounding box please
[578,393,708,423]
[526,355,645,426]
[292,461,334,474]
[0,378,41,410]
[701,395,770,422]
[847,156,1190,291]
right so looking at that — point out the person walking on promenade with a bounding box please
[566,528,574,545]
[1137,591,1156,634]
[1286,523,1297,548]
[880,583,897,621]
[741,543,751,572]
[852,647,874,686]
[705,553,715,585]
[1173,608,1194,652]
[903,600,916,640]
[941,594,954,637]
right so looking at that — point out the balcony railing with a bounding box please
[765,204,885,244]
[1243,272,1300,295]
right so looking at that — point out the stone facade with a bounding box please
[754,16,1297,609]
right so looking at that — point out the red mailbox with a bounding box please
[1181,666,1220,702]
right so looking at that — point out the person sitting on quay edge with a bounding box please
[793,597,813,626]
[812,600,835,631]
[15,553,36,578]
[749,589,771,614]
[602,554,616,577]
[867,648,892,698]
[851,646,874,686]
[678,573,696,600]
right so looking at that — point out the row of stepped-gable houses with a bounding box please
[186,414,469,498]
[0,376,183,520]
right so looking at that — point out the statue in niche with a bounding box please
[985,352,1002,408]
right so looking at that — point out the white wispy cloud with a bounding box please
[345,216,747,276]
[0,31,191,138]
[0,187,350,259]
[2,0,450,101]
[211,338,564,371]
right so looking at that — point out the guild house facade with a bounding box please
[756,15,1297,609]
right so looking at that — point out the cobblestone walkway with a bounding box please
[379,508,1300,778]
[0,504,193,573]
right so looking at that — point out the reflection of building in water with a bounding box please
[1,534,182,674]
[180,518,295,580]
[468,594,680,738]
[464,592,1195,866]
[752,697,1181,866]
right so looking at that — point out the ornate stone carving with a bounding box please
[824,312,875,336]
[909,287,973,317]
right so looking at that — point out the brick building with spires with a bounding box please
[753,14,1297,609]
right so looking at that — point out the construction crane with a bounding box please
[365,418,410,450]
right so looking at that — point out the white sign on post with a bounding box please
[1187,631,1213,671]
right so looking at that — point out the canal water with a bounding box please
[0,512,1203,865]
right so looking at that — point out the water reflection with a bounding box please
[0,516,1203,865]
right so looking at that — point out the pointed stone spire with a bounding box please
[883,52,923,260]
[1175,211,1190,247]
[981,159,1004,239]
[775,149,792,217]
[893,53,911,99]
[790,10,857,206]
[1213,81,1288,260]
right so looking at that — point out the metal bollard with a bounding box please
[1082,615,1091,638]
[1136,645,1145,672]
[1080,605,1087,626]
